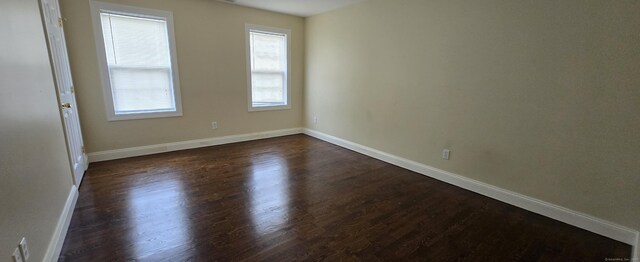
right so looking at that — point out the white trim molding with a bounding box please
[88,128,303,162]
[90,1,183,121]
[303,128,639,259]
[634,235,639,262]
[245,24,292,112]
[43,185,79,262]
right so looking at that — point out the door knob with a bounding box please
[61,103,71,109]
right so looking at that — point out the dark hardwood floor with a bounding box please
[59,134,631,261]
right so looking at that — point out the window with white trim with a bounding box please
[91,2,182,121]
[246,25,291,111]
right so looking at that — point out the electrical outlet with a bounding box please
[12,247,23,262]
[19,238,29,261]
[442,149,451,160]
[313,116,318,126]
[211,121,218,130]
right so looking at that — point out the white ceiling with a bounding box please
[218,0,368,17]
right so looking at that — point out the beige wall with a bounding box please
[305,0,639,231]
[0,0,75,261]
[60,0,305,153]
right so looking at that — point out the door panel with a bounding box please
[41,0,88,185]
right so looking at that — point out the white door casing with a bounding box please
[41,0,88,186]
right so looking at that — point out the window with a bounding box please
[90,2,182,121]
[246,24,291,111]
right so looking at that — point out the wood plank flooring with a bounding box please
[58,134,631,261]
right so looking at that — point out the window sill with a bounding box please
[107,110,183,121]
[248,104,291,112]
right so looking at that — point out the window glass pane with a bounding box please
[100,13,171,67]
[99,12,176,115]
[249,28,287,109]
[251,32,285,71]
[110,67,174,113]
[100,15,116,65]
[251,72,284,106]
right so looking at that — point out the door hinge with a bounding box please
[81,146,85,154]
[70,85,74,93]
[58,17,64,27]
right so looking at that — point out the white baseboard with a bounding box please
[88,128,304,163]
[43,185,78,262]
[303,128,639,259]
[84,126,638,259]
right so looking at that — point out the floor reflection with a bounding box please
[248,152,291,236]
[126,173,191,259]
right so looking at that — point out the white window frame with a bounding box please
[245,24,292,112]
[90,1,183,121]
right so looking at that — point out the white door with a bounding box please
[41,0,88,186]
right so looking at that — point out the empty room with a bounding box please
[1,0,638,261]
